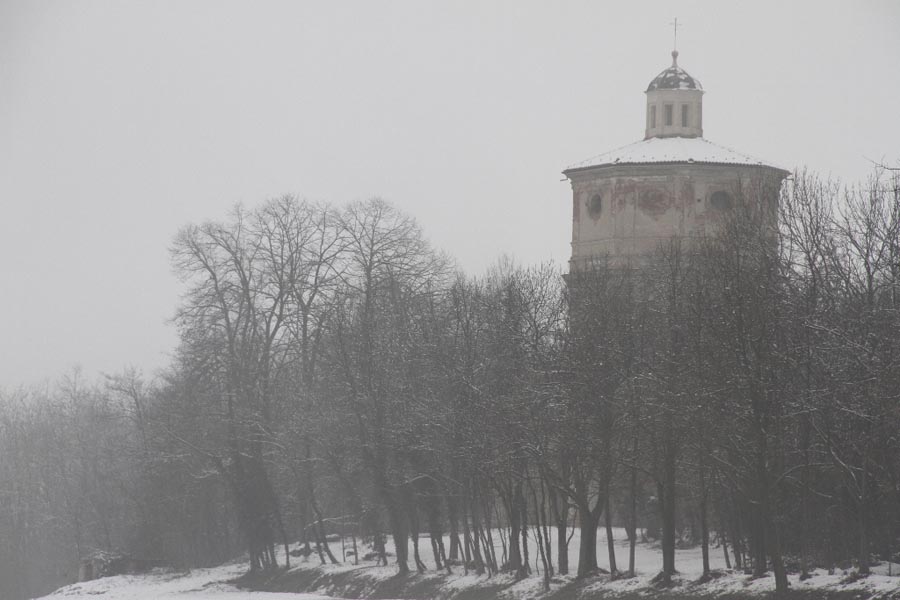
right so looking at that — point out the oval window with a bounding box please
[588,194,603,219]
[709,191,733,211]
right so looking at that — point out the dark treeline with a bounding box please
[2,170,899,599]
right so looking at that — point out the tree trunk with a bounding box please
[768,518,789,593]
[550,488,569,575]
[381,485,409,574]
[519,488,530,579]
[659,474,677,577]
[447,489,462,561]
[858,442,870,575]
[699,479,710,577]
[604,494,618,576]
[537,480,554,576]
[730,493,744,570]
[718,505,732,570]
[503,483,525,576]
[577,504,600,578]
[628,461,638,577]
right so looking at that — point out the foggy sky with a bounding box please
[2,0,899,387]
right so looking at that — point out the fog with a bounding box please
[2,0,898,385]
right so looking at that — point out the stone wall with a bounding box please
[567,163,784,270]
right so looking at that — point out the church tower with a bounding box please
[563,50,788,271]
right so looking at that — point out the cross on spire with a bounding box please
[670,17,680,52]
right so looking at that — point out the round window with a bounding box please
[709,191,733,211]
[588,194,603,219]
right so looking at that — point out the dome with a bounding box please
[646,50,702,91]
[564,137,787,174]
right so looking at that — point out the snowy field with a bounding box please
[39,527,900,599]
[37,562,341,600]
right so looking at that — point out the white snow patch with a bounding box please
[36,563,334,600]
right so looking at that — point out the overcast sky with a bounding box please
[2,0,899,387]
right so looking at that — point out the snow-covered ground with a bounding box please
[297,526,900,598]
[39,527,900,599]
[37,562,335,600]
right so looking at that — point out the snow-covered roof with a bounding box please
[646,51,702,91]
[564,136,787,174]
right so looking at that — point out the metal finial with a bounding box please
[670,17,680,53]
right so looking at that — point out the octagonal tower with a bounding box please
[564,51,788,272]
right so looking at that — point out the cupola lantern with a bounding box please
[644,50,704,139]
